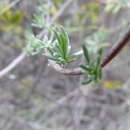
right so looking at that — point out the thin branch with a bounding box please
[49,61,83,75]
[101,28,130,67]
[51,0,73,22]
[0,52,26,78]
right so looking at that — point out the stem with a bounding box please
[101,29,130,67]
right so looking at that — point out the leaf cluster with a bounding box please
[25,31,53,55]
[45,26,77,64]
[25,0,105,85]
[25,24,104,84]
[80,44,103,84]
[31,2,51,28]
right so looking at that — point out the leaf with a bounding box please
[47,26,75,64]
[44,54,61,62]
[96,48,103,66]
[81,79,92,85]
[73,50,83,56]
[82,44,90,65]
[80,65,93,74]
[32,14,45,28]
[80,43,103,84]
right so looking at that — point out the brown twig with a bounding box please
[101,28,130,67]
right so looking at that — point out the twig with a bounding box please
[0,52,26,78]
[49,61,83,75]
[101,28,130,67]
[51,0,73,22]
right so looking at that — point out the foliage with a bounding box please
[81,3,100,23]
[31,2,49,28]
[0,2,23,31]
[105,0,129,13]
[80,45,103,84]
[31,1,58,28]
[85,30,109,53]
[26,24,104,84]
[25,0,110,85]
[53,0,64,6]
[25,31,47,55]
[44,26,78,64]
[76,2,100,25]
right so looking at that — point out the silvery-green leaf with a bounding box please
[73,50,83,56]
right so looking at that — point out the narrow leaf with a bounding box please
[81,79,92,85]
[82,44,90,64]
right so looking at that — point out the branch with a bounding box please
[0,52,26,78]
[49,28,130,75]
[51,0,73,22]
[101,28,130,67]
[49,61,83,75]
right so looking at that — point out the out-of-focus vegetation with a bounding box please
[0,0,130,130]
[0,2,23,31]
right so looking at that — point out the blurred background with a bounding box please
[0,0,130,130]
